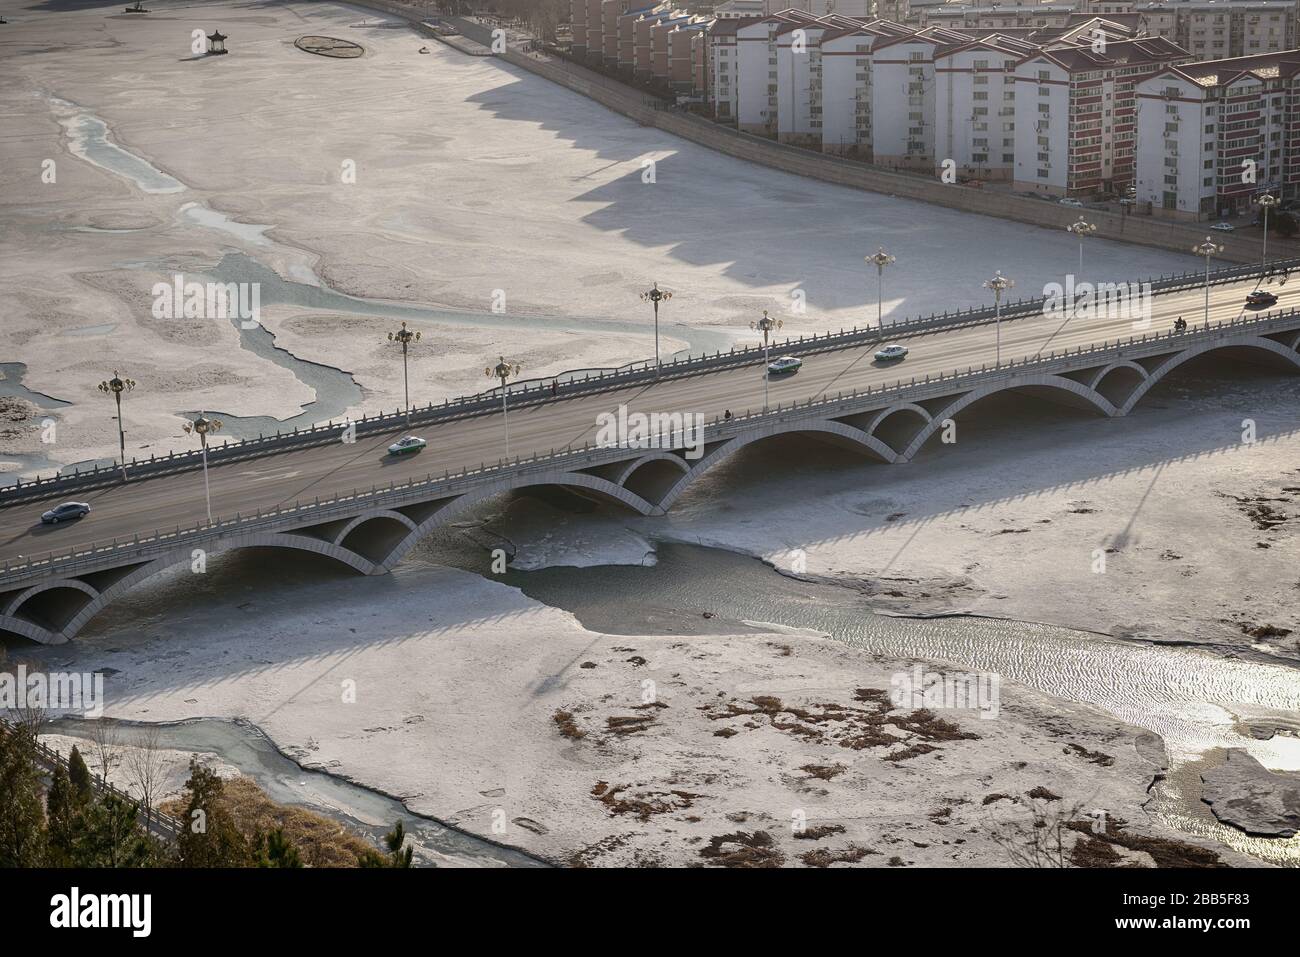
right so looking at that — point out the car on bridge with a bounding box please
[874,344,909,362]
[767,356,802,375]
[40,502,91,524]
[1246,290,1278,308]
[387,436,427,456]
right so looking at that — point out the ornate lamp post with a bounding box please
[1192,236,1224,328]
[982,271,1014,366]
[749,310,783,411]
[1065,216,1097,280]
[865,246,896,328]
[97,370,135,480]
[640,283,672,374]
[387,321,421,427]
[1255,193,1279,269]
[485,356,522,457]
[182,412,223,525]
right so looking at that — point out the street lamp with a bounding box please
[387,321,421,427]
[1065,216,1096,281]
[640,283,672,374]
[96,370,135,480]
[182,412,223,525]
[1255,193,1279,270]
[749,310,783,411]
[1191,236,1224,328]
[982,271,1014,366]
[485,356,522,458]
[865,246,896,328]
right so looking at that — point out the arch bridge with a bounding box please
[3,316,1298,643]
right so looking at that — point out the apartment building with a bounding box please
[820,19,915,155]
[918,3,1078,31]
[736,10,821,133]
[633,9,690,79]
[573,0,589,57]
[871,27,971,169]
[774,15,862,145]
[1012,35,1190,196]
[1080,1,1298,59]
[1134,50,1300,219]
[712,0,768,15]
[707,15,747,118]
[669,20,710,93]
[934,34,1040,180]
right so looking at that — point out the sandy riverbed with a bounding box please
[5,557,1250,867]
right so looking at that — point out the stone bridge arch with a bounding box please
[377,471,659,572]
[656,419,894,513]
[1117,334,1300,414]
[899,374,1118,460]
[0,531,379,645]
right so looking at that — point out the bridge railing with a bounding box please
[4,306,1297,587]
[3,256,1294,507]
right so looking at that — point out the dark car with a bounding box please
[1246,290,1278,308]
[40,502,91,524]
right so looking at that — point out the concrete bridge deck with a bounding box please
[3,271,1300,643]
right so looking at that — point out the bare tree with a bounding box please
[124,725,172,831]
[6,653,47,737]
[89,720,123,785]
[984,797,1094,868]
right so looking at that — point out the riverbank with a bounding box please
[5,557,1247,867]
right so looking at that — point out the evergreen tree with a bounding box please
[67,745,93,805]
[45,763,78,867]
[384,820,413,868]
[175,758,250,867]
[252,827,303,868]
[0,724,47,867]
[81,792,158,868]
[355,821,413,868]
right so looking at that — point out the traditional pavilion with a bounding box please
[207,31,228,55]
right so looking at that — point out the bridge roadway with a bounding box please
[0,272,1296,573]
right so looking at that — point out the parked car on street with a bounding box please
[1058,198,1084,208]
[1210,222,1235,232]
[40,502,91,524]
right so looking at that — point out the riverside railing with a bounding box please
[0,718,183,844]
[2,257,1293,507]
[3,307,1296,587]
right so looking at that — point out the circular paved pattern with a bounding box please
[294,36,364,58]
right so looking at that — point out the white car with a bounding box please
[1210,222,1235,232]
[1058,198,1084,207]
[767,355,802,374]
[387,436,427,456]
[874,344,909,362]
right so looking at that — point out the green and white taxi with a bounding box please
[387,435,427,456]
